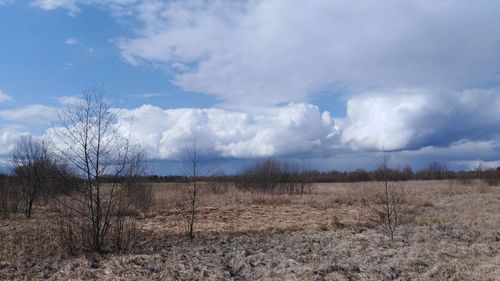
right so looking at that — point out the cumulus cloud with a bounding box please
[0,104,58,124]
[116,103,337,160]
[337,88,500,151]
[112,88,500,161]
[0,126,27,160]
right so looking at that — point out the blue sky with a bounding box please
[0,2,217,110]
[1,0,500,174]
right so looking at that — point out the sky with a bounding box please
[1,0,500,174]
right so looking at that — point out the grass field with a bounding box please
[1,180,499,280]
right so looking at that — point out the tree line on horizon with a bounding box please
[135,161,500,185]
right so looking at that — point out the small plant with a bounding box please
[369,152,413,240]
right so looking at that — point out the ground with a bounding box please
[1,180,499,280]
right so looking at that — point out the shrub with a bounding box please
[235,159,310,194]
[481,168,500,186]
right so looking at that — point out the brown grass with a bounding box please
[1,180,500,280]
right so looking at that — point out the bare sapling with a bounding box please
[370,152,412,240]
[175,138,209,239]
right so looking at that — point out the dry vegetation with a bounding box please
[1,180,499,280]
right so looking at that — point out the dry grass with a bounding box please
[1,180,500,280]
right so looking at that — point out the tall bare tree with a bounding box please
[12,134,50,218]
[52,88,141,252]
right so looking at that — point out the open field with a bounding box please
[1,180,500,280]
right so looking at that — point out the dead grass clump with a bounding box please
[251,194,293,206]
[53,210,139,255]
[206,180,231,194]
[476,182,494,194]
[126,182,156,215]
[0,219,62,264]
[404,192,434,209]
[51,190,141,255]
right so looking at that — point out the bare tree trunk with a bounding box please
[189,181,197,239]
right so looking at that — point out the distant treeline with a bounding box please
[135,161,500,184]
[3,161,497,185]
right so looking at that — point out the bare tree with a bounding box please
[52,88,142,252]
[12,134,51,218]
[370,152,411,240]
[175,138,208,239]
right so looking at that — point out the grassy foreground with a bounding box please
[1,180,499,280]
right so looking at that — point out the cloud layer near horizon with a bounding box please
[111,89,500,162]
[1,89,500,170]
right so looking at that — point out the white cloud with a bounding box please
[132,93,162,99]
[116,0,500,106]
[0,104,58,124]
[64,37,78,45]
[0,126,27,157]
[115,103,337,160]
[31,0,80,16]
[64,37,94,53]
[58,96,84,106]
[40,87,500,165]
[337,88,500,151]
[0,90,13,103]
